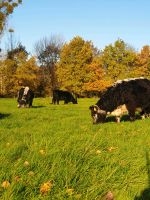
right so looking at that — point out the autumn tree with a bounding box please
[84,56,112,93]
[101,39,137,82]
[14,56,39,94]
[7,42,28,59]
[0,58,17,96]
[56,36,97,94]
[133,45,150,78]
[34,35,64,95]
[0,0,22,37]
[0,43,39,96]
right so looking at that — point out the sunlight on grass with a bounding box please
[0,98,150,199]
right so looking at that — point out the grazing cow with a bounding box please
[89,77,150,124]
[17,87,34,108]
[52,90,77,104]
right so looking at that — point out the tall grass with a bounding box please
[0,98,150,199]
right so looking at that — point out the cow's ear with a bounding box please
[89,105,97,112]
[89,105,93,110]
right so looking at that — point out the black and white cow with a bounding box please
[89,77,150,124]
[17,87,34,108]
[52,90,77,104]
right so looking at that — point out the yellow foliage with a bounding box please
[0,0,22,34]
[1,180,10,189]
[40,181,53,194]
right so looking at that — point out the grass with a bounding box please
[0,98,150,199]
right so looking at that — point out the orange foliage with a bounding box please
[84,57,112,92]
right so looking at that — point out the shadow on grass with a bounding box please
[0,113,11,119]
[32,105,46,108]
[106,114,142,123]
[134,152,150,200]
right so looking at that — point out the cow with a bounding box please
[52,90,77,104]
[89,77,150,124]
[17,87,34,108]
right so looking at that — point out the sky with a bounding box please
[1,0,150,54]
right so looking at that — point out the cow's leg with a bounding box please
[57,100,59,104]
[144,105,150,118]
[29,101,32,108]
[52,98,54,104]
[116,116,121,123]
[64,97,67,104]
[126,103,136,121]
[129,111,136,121]
[64,100,68,104]
[52,98,56,104]
[52,98,57,104]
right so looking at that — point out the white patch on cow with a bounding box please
[116,80,122,84]
[24,87,29,95]
[116,116,121,123]
[113,80,122,86]
[93,113,98,121]
[113,77,146,86]
[109,105,127,122]
[124,79,130,82]
[111,105,127,116]
[141,115,145,119]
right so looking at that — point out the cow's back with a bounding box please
[97,78,150,112]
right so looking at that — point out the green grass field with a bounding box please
[0,98,150,200]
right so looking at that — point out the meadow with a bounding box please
[0,98,150,200]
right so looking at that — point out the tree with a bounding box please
[34,35,64,95]
[56,36,96,94]
[101,39,137,82]
[133,45,150,78]
[0,59,7,96]
[7,43,28,59]
[14,56,39,93]
[0,0,22,37]
[0,58,17,96]
[0,43,39,97]
[83,56,112,93]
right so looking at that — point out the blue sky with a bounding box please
[1,0,150,53]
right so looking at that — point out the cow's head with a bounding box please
[89,105,107,124]
[72,98,78,104]
[17,98,27,108]
[71,95,78,104]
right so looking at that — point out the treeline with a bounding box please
[0,36,150,97]
[1,1,150,97]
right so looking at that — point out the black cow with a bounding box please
[17,87,34,108]
[52,90,77,104]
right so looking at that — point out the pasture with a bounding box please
[0,98,150,200]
